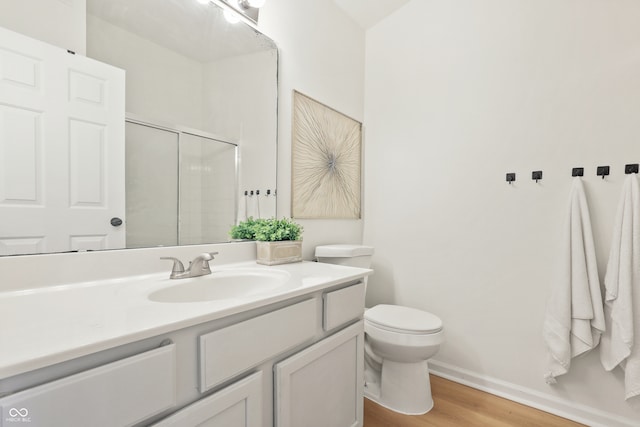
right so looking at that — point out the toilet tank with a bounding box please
[314,244,374,269]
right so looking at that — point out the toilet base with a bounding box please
[364,359,434,415]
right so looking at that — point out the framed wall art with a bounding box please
[291,91,362,219]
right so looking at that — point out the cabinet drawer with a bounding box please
[153,371,262,427]
[199,298,318,392]
[323,282,365,331]
[0,344,176,427]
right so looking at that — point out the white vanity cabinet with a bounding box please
[0,276,367,427]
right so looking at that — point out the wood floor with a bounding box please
[363,375,586,427]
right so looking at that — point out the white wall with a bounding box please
[0,0,86,55]
[364,0,640,424]
[258,0,366,260]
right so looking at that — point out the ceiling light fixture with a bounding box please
[220,0,266,24]
[237,0,266,10]
[223,8,241,23]
[247,0,266,8]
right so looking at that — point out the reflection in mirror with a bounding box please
[124,119,237,249]
[0,0,277,256]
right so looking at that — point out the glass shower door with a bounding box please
[125,120,237,248]
[125,122,179,248]
[179,133,237,245]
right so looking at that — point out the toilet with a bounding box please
[315,244,444,415]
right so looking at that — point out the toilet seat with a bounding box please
[365,304,443,335]
[365,320,444,349]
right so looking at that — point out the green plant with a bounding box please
[229,217,261,240]
[229,217,303,241]
[253,217,303,242]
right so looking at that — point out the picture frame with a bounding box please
[291,91,362,219]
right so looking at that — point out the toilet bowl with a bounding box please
[314,244,445,415]
[363,304,443,415]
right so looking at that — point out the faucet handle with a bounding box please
[189,252,218,277]
[194,252,219,262]
[160,257,185,278]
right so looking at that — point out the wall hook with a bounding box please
[625,164,639,174]
[597,166,610,179]
[572,167,584,177]
[506,173,516,184]
[532,171,542,183]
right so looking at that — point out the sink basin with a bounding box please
[148,269,292,303]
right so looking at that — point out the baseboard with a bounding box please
[429,360,637,427]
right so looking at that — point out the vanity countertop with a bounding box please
[0,261,371,379]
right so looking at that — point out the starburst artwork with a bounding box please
[291,91,362,219]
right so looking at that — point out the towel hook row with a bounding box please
[244,189,275,196]
[506,164,639,184]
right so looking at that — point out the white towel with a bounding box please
[544,177,605,384]
[600,173,640,399]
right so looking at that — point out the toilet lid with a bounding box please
[365,304,443,334]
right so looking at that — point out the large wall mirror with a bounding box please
[0,0,278,256]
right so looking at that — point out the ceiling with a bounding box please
[333,0,410,29]
[86,0,407,62]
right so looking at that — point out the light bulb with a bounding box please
[247,0,266,7]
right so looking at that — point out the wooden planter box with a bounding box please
[256,241,303,265]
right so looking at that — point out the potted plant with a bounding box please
[231,217,303,265]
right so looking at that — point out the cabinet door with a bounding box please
[152,371,262,427]
[275,321,364,427]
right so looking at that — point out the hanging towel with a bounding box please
[544,177,605,384]
[600,173,640,399]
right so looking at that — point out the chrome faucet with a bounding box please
[161,252,219,279]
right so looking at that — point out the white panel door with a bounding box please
[0,26,125,255]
